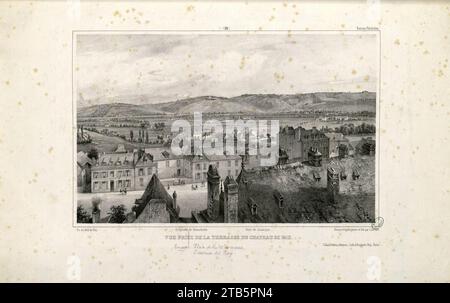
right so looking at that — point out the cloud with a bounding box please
[76,33,377,105]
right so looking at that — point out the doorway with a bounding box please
[110,180,114,191]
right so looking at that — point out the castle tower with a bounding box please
[172,191,177,212]
[224,176,239,223]
[327,166,340,203]
[207,165,221,220]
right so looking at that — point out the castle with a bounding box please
[89,156,374,224]
[188,159,365,223]
[191,165,239,223]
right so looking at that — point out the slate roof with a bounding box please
[236,156,375,223]
[132,174,179,222]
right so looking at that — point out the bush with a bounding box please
[108,204,127,223]
[77,205,92,223]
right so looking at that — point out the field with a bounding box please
[77,130,166,153]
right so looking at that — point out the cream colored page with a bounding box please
[0,1,449,282]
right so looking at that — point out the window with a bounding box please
[117,171,122,178]
[227,160,231,167]
[139,168,144,176]
[102,172,107,178]
[228,170,231,176]
[93,172,98,179]
[177,159,181,167]
[147,167,152,175]
[203,163,207,170]
[118,180,122,188]
[196,163,201,170]
[235,170,239,176]
[216,161,219,168]
[93,182,99,190]
[139,178,144,186]
[101,181,107,189]
[235,159,239,166]
[195,173,201,180]
[110,171,114,178]
[126,170,130,176]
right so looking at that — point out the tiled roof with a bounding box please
[95,152,134,167]
[133,174,178,221]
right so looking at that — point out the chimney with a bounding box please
[224,176,238,223]
[92,207,100,223]
[172,191,177,211]
[207,165,221,220]
[91,197,102,223]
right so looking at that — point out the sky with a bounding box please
[76,32,378,107]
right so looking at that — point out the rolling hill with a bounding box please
[77,92,376,118]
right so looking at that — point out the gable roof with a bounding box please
[134,199,169,223]
[77,151,92,167]
[133,174,178,221]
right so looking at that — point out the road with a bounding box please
[77,183,207,219]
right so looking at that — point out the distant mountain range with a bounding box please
[77,92,376,118]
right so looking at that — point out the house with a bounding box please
[134,151,157,190]
[145,149,185,180]
[90,148,156,193]
[184,155,210,183]
[298,127,330,162]
[184,154,242,183]
[279,126,303,161]
[91,152,136,193]
[279,126,330,163]
[204,154,242,180]
[128,174,180,223]
[324,132,350,158]
[77,151,92,193]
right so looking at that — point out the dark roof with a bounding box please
[134,199,168,223]
[236,156,375,223]
[133,174,178,221]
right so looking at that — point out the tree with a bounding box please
[87,147,98,160]
[108,204,127,223]
[130,130,134,141]
[77,205,92,223]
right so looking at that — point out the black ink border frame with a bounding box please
[72,29,382,229]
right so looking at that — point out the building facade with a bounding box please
[299,127,330,162]
[146,149,185,180]
[185,154,242,183]
[324,132,350,158]
[279,126,303,161]
[91,151,156,193]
